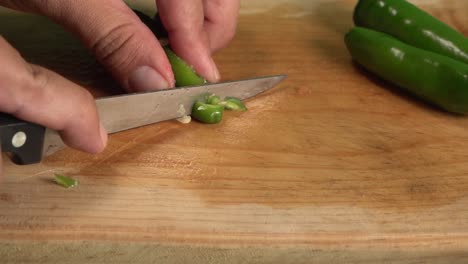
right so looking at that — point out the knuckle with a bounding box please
[223,24,237,44]
[12,65,50,116]
[28,65,50,90]
[211,24,237,51]
[0,64,49,118]
[0,39,44,115]
[203,0,240,51]
[1,0,54,13]
[62,88,96,133]
[74,88,95,117]
[80,89,96,111]
[91,22,143,72]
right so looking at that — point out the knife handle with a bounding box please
[0,114,46,165]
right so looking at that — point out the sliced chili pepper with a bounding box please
[354,0,468,64]
[220,97,248,111]
[345,27,468,114]
[206,94,221,105]
[54,174,78,189]
[191,101,224,124]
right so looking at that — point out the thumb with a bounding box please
[4,0,175,92]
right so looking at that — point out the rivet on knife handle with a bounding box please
[0,113,45,165]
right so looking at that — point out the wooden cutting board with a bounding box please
[1,0,468,263]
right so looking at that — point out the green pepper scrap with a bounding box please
[346,0,468,114]
[54,174,78,189]
[191,94,248,124]
[220,97,248,111]
[191,101,224,124]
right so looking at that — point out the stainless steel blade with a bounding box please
[42,75,286,156]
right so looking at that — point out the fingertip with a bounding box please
[208,57,221,83]
[128,66,174,92]
[169,39,221,84]
[0,155,3,185]
[99,122,108,152]
[57,89,107,155]
[188,54,220,83]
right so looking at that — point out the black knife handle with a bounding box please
[0,114,46,165]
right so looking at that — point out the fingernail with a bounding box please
[210,58,221,82]
[128,66,170,92]
[99,123,108,149]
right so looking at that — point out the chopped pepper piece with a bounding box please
[191,101,224,124]
[206,94,221,105]
[220,97,248,111]
[54,174,78,189]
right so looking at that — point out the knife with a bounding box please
[0,75,286,165]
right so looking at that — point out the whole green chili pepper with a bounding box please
[191,101,224,124]
[345,27,468,114]
[354,0,468,64]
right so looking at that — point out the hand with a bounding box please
[0,37,108,157]
[157,0,240,83]
[0,0,239,167]
[2,0,240,89]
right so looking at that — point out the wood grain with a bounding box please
[1,0,468,263]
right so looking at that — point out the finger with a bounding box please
[0,151,3,185]
[0,37,107,153]
[203,0,240,52]
[1,0,175,92]
[156,0,220,83]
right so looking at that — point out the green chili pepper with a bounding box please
[164,47,207,87]
[345,27,468,114]
[54,174,78,189]
[354,0,468,64]
[191,101,224,124]
[220,97,248,111]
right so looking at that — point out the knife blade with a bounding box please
[0,75,286,165]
